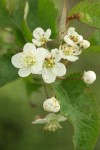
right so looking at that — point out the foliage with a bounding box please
[53,74,100,150]
[69,0,100,29]
[0,0,100,150]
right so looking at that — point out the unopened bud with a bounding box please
[43,97,60,113]
[83,71,96,84]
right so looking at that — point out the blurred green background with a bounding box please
[0,0,100,150]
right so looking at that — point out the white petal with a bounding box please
[52,63,66,76]
[67,27,76,36]
[36,48,49,60]
[11,53,23,68]
[51,48,61,62]
[80,40,90,49]
[33,27,44,40]
[45,113,57,122]
[18,67,31,77]
[32,39,42,47]
[64,35,74,46]
[65,55,79,62]
[59,50,66,59]
[77,35,83,43]
[74,49,82,55]
[31,62,42,74]
[44,28,51,39]
[32,118,46,124]
[23,43,36,52]
[42,68,56,83]
[57,114,67,122]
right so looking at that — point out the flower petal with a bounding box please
[77,35,83,43]
[74,49,82,55]
[32,118,46,124]
[51,48,61,62]
[36,48,49,60]
[67,27,76,36]
[11,53,23,68]
[32,39,42,47]
[57,114,67,122]
[52,63,66,76]
[44,28,51,39]
[23,43,36,52]
[33,27,44,40]
[64,35,74,46]
[42,68,56,83]
[18,67,31,77]
[65,55,79,62]
[31,61,43,74]
[45,113,58,122]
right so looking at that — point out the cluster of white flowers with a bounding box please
[11,27,90,84]
[59,27,90,62]
[11,27,96,131]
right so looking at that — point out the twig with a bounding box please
[57,77,82,80]
[43,82,49,99]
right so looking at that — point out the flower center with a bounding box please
[61,44,74,55]
[41,37,47,45]
[44,120,62,132]
[21,52,36,67]
[44,57,55,69]
[70,35,78,42]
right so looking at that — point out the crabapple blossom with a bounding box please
[43,97,60,113]
[59,43,81,62]
[32,27,52,47]
[32,113,67,132]
[64,27,83,46]
[11,43,48,77]
[83,71,96,84]
[41,48,66,83]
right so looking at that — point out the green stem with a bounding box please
[43,82,49,99]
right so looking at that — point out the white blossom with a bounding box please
[41,48,66,83]
[43,97,60,113]
[32,113,67,131]
[64,27,83,46]
[59,43,82,62]
[83,71,96,84]
[32,27,52,47]
[80,40,90,49]
[11,43,48,77]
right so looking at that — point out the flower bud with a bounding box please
[43,97,60,113]
[80,40,90,49]
[83,71,96,84]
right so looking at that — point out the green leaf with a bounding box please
[53,73,100,150]
[0,54,18,86]
[38,0,58,38]
[90,30,100,46]
[69,0,100,29]
[0,0,13,27]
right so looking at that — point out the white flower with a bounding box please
[83,71,96,84]
[41,48,66,83]
[43,97,60,113]
[59,43,82,62]
[32,27,52,47]
[11,43,48,77]
[80,40,90,49]
[64,27,83,46]
[32,113,67,132]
